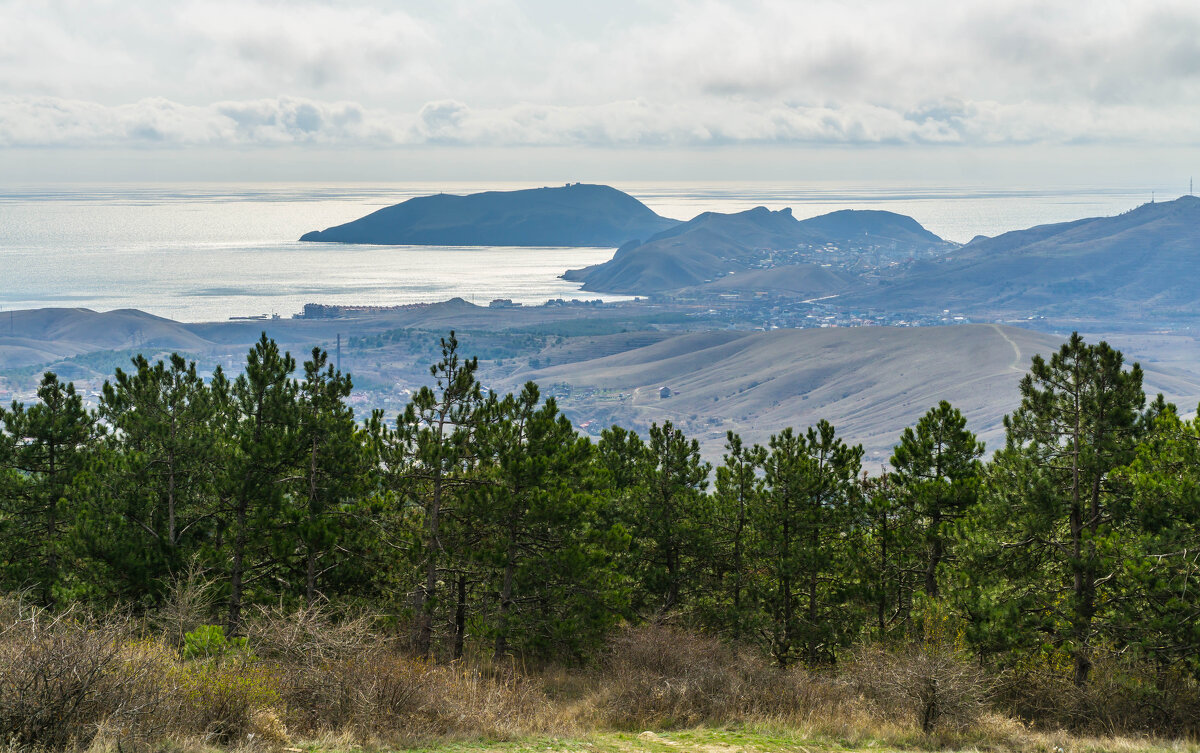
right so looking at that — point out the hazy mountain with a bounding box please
[563,206,951,294]
[299,183,678,246]
[794,209,947,247]
[854,195,1200,323]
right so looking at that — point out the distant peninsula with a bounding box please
[300,183,679,247]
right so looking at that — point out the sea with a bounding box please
[0,182,1166,323]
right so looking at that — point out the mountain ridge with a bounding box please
[563,206,954,294]
[850,195,1200,323]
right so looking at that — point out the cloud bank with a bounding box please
[2,95,1197,149]
[3,0,1199,150]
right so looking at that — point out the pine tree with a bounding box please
[856,472,923,640]
[0,373,98,606]
[470,383,627,659]
[78,354,224,604]
[223,334,299,634]
[889,401,984,601]
[985,333,1145,686]
[1113,403,1200,676]
[290,347,371,607]
[397,332,483,657]
[628,421,711,615]
[708,431,765,638]
[754,421,863,666]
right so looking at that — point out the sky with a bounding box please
[2,0,1199,184]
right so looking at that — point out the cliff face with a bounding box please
[299,183,679,247]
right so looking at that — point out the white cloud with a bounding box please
[3,94,1198,150]
[2,0,1200,152]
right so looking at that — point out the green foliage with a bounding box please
[0,372,99,606]
[1112,404,1200,677]
[701,432,766,639]
[974,333,1146,686]
[181,623,249,660]
[222,333,300,633]
[468,383,629,660]
[624,421,711,616]
[3,327,1200,735]
[76,354,224,605]
[889,401,983,602]
[389,331,485,657]
[753,420,864,666]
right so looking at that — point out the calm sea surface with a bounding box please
[0,182,1162,322]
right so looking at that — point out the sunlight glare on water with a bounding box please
[0,182,1164,322]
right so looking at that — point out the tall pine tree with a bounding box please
[0,373,98,606]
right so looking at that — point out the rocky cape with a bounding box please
[299,183,678,247]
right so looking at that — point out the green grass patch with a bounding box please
[366,728,905,753]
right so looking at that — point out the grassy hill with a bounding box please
[512,324,1200,462]
[688,263,857,298]
[0,308,212,368]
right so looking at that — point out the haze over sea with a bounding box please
[2,182,1163,323]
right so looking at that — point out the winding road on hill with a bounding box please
[991,323,1028,373]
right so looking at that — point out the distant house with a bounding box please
[659,386,672,399]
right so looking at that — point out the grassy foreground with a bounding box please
[6,595,1200,753]
[276,726,1200,753]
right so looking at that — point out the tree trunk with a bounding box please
[925,511,943,599]
[226,496,247,635]
[453,574,467,660]
[415,471,442,658]
[494,535,518,658]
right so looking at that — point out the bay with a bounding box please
[0,181,1162,322]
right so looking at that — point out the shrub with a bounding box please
[167,657,281,743]
[993,650,1200,737]
[598,624,854,729]
[152,560,218,649]
[849,642,990,734]
[0,605,168,751]
[181,624,249,660]
[243,601,378,666]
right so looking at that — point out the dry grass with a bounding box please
[0,599,1195,753]
[992,655,1200,738]
[593,624,863,731]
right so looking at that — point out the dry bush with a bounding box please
[243,601,418,737]
[994,653,1200,737]
[273,652,558,741]
[0,604,169,752]
[411,662,555,739]
[239,603,553,741]
[275,650,423,736]
[152,560,219,650]
[597,624,857,730]
[848,643,991,734]
[165,656,282,744]
[243,601,379,666]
